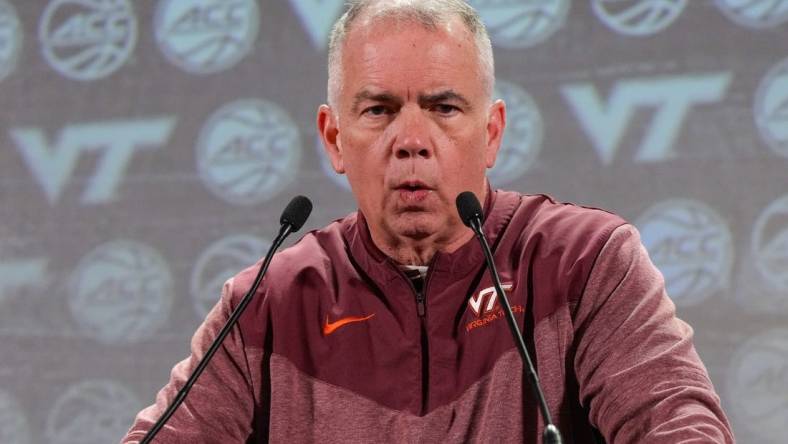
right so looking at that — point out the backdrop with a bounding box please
[1,0,787,442]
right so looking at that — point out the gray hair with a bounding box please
[326,0,495,108]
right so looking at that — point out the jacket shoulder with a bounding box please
[515,193,627,241]
[499,191,629,314]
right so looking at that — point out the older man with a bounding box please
[124,1,734,442]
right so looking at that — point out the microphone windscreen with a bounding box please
[280,195,313,232]
[456,191,483,228]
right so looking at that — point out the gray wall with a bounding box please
[1,0,787,442]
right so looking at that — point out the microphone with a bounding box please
[140,196,313,444]
[456,192,563,444]
[280,195,312,232]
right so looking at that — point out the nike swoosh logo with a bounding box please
[323,313,375,336]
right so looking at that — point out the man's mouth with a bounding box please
[395,181,433,203]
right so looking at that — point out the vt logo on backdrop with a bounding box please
[9,118,176,205]
[561,73,732,164]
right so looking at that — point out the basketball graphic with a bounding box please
[469,0,570,48]
[755,57,788,158]
[727,330,788,442]
[155,0,259,74]
[39,0,137,80]
[44,380,139,444]
[592,0,687,36]
[191,234,269,318]
[489,79,543,185]
[68,240,173,344]
[636,199,733,307]
[715,0,788,28]
[197,99,302,205]
[752,194,788,291]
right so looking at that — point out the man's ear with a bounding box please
[317,104,345,174]
[484,99,506,168]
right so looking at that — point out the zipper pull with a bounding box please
[416,293,426,317]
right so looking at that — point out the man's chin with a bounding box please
[388,213,442,240]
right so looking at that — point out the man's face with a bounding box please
[318,16,505,250]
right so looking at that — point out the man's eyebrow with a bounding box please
[418,90,471,108]
[351,90,401,113]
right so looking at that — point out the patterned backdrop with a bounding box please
[1,0,787,442]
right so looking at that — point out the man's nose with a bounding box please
[392,106,433,160]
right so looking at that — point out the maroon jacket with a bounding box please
[124,190,734,443]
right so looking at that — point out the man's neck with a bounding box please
[373,228,475,266]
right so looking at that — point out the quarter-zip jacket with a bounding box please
[124,190,734,443]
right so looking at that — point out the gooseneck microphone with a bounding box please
[456,191,563,444]
[140,196,313,444]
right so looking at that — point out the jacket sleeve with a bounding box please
[122,277,259,443]
[572,224,735,443]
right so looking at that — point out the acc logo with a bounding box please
[592,0,687,36]
[751,194,788,291]
[469,0,570,49]
[715,0,788,28]
[45,380,139,443]
[68,240,173,345]
[0,0,22,83]
[191,234,270,318]
[726,329,788,442]
[468,284,514,317]
[288,0,345,49]
[39,0,137,81]
[0,391,30,444]
[197,99,302,205]
[561,73,731,165]
[489,79,543,186]
[155,0,259,74]
[754,57,788,158]
[10,117,176,205]
[635,199,733,307]
[315,136,351,191]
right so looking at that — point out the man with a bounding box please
[124,0,734,442]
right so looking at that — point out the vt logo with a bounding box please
[561,72,731,164]
[10,117,176,205]
[468,283,513,317]
[288,0,345,49]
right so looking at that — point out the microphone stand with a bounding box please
[458,192,562,444]
[140,196,311,443]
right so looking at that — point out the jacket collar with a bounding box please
[342,186,522,287]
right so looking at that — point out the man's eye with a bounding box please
[434,104,459,115]
[363,105,389,116]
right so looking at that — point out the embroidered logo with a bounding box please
[466,283,525,333]
[468,284,513,317]
[322,313,375,336]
